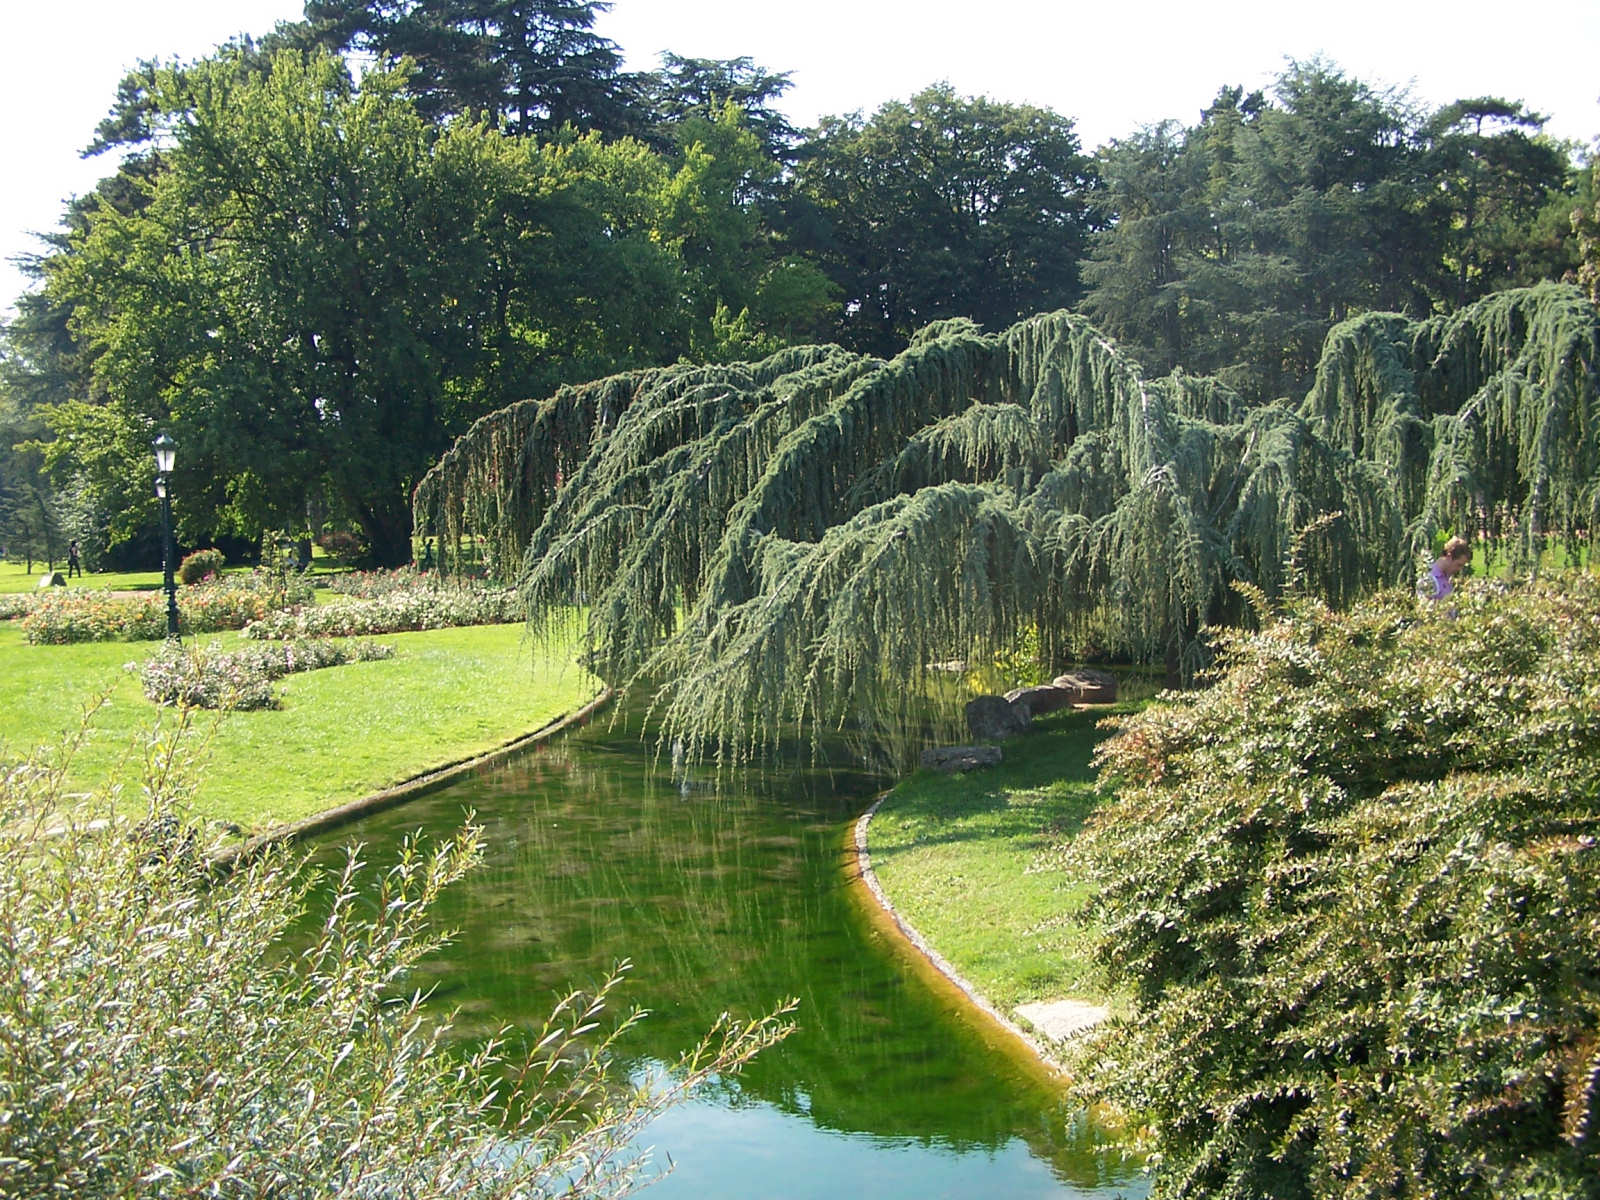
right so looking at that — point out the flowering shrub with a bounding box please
[136,638,396,710]
[1066,574,1600,1198]
[325,564,487,599]
[177,547,226,585]
[244,586,520,639]
[135,641,278,710]
[0,594,35,621]
[23,584,279,644]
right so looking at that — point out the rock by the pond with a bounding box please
[1052,668,1118,703]
[1003,684,1075,717]
[36,572,65,589]
[1015,998,1109,1041]
[965,694,1031,740]
[919,744,1003,772]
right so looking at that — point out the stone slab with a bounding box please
[1014,999,1109,1041]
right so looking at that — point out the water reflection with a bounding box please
[311,717,1145,1198]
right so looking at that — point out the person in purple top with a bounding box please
[1419,535,1471,602]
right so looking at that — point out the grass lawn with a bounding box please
[866,703,1140,1016]
[1,561,167,593]
[0,619,597,833]
[0,559,360,594]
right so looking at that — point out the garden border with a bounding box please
[208,688,613,869]
[850,790,1068,1077]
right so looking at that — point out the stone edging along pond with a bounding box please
[850,790,1077,1079]
[207,688,615,870]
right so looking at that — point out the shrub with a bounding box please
[134,638,397,710]
[0,594,34,621]
[1064,574,1600,1199]
[177,547,225,585]
[244,586,520,639]
[314,528,363,563]
[0,717,793,1197]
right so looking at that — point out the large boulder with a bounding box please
[1004,684,1075,717]
[919,744,1003,773]
[965,694,1031,740]
[36,571,65,589]
[1052,668,1118,704]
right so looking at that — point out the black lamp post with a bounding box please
[153,433,180,640]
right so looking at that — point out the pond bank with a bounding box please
[849,789,1073,1079]
[0,621,599,831]
[209,688,612,867]
[857,705,1133,1068]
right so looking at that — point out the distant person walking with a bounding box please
[66,540,82,578]
[1419,535,1470,603]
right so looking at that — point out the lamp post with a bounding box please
[153,433,179,640]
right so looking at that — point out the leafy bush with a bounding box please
[0,717,792,1197]
[135,638,396,710]
[1065,575,1600,1199]
[177,547,225,585]
[314,528,363,562]
[244,586,520,639]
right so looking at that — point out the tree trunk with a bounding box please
[354,499,415,569]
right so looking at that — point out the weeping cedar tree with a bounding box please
[415,282,1600,766]
[1063,575,1600,1199]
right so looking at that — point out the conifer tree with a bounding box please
[418,283,1600,766]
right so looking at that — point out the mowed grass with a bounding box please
[0,558,358,595]
[0,561,168,593]
[0,619,597,833]
[866,703,1140,1015]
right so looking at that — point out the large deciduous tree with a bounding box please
[787,84,1100,355]
[40,49,707,564]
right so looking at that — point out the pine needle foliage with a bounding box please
[417,284,1600,765]
[1064,574,1600,1199]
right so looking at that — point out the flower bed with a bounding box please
[0,594,36,621]
[20,571,315,644]
[244,587,521,639]
[324,565,488,600]
[136,637,396,710]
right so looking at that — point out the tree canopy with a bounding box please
[785,84,1102,356]
[1081,62,1580,403]
[418,282,1600,765]
[304,0,635,136]
[32,48,811,565]
[7,35,1592,572]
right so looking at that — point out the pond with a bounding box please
[310,714,1145,1199]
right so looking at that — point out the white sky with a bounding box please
[3,0,1598,321]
